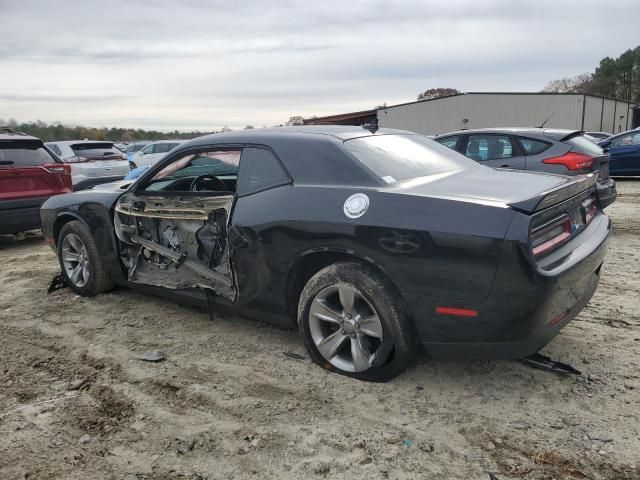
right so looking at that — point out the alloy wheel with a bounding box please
[308,284,384,372]
[61,233,90,288]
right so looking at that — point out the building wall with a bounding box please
[377,93,638,135]
[583,95,603,132]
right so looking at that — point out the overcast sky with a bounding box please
[0,0,638,131]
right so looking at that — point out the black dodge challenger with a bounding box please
[40,126,610,381]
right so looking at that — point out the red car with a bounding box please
[0,127,72,234]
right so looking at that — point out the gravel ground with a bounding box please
[0,180,639,480]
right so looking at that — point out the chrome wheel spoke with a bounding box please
[70,264,83,284]
[350,336,372,371]
[62,249,81,263]
[310,298,342,324]
[82,262,90,283]
[317,330,348,359]
[68,234,83,252]
[358,315,383,339]
[338,285,355,314]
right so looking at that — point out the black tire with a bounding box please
[129,162,137,170]
[57,220,114,296]
[298,261,416,382]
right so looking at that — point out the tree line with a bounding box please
[543,46,640,102]
[0,118,222,143]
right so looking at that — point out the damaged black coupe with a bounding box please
[40,126,610,381]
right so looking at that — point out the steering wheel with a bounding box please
[190,174,228,192]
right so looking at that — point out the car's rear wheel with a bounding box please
[57,221,113,296]
[298,261,415,382]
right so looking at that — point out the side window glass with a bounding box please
[143,149,241,193]
[614,133,640,146]
[49,144,62,156]
[237,148,290,195]
[518,137,551,155]
[435,136,459,150]
[466,135,514,161]
[141,145,153,155]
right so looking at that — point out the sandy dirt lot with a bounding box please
[1,181,639,480]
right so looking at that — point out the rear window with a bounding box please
[71,142,120,158]
[343,134,470,184]
[0,141,57,167]
[71,142,114,151]
[518,137,552,155]
[565,135,604,156]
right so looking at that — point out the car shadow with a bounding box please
[0,230,46,251]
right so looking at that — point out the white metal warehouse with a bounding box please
[377,93,640,136]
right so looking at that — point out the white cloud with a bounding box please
[0,0,638,130]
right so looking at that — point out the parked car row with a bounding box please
[0,127,71,234]
[39,125,612,381]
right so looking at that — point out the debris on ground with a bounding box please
[78,434,90,445]
[136,350,167,362]
[283,351,305,361]
[47,272,67,294]
[67,371,98,391]
[519,353,582,375]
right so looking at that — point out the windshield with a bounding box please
[146,150,240,191]
[343,134,472,184]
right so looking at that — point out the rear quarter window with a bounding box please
[237,148,290,195]
[518,137,552,155]
[0,141,57,167]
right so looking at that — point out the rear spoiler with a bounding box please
[508,173,597,213]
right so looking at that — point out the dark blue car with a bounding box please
[599,130,640,176]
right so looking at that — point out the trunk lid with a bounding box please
[394,166,581,212]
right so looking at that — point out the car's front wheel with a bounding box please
[57,220,113,296]
[298,262,415,382]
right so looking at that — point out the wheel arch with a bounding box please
[286,248,409,322]
[52,213,90,247]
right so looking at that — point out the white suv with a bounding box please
[131,140,184,169]
[46,140,130,190]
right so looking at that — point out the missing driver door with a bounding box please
[114,148,241,300]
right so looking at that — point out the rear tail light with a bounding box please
[543,152,593,171]
[42,164,71,174]
[531,215,572,257]
[66,155,90,163]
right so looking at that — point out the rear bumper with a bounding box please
[0,197,48,234]
[73,175,125,191]
[406,213,610,360]
[596,178,616,209]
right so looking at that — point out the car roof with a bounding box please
[436,127,581,141]
[0,129,42,142]
[607,129,640,141]
[46,139,115,145]
[147,139,185,144]
[185,125,410,148]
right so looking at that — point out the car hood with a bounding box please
[391,167,578,209]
